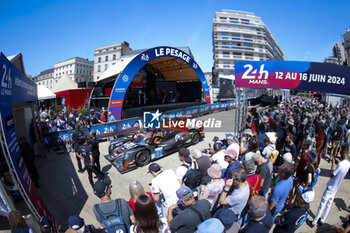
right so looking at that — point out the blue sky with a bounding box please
[1,0,349,76]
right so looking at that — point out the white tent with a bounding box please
[52,74,78,92]
[37,85,56,100]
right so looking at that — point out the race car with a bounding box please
[105,122,204,173]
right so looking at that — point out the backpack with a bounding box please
[182,162,202,189]
[268,145,279,164]
[95,199,130,233]
[247,175,261,202]
[309,163,319,188]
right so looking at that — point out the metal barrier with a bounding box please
[47,101,238,144]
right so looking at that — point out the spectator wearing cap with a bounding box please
[211,141,228,169]
[274,187,315,233]
[168,186,211,233]
[225,134,240,153]
[311,143,350,227]
[219,168,250,219]
[223,149,241,180]
[240,129,254,155]
[195,218,224,233]
[92,179,135,227]
[252,152,273,196]
[261,132,277,159]
[107,111,116,123]
[148,163,180,217]
[268,162,294,217]
[200,164,225,210]
[38,217,53,233]
[67,215,99,233]
[239,196,273,233]
[282,152,292,164]
[213,208,237,232]
[191,149,212,185]
[176,148,199,185]
[244,159,261,200]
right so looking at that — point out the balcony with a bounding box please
[213,19,264,29]
[213,27,265,36]
[214,35,267,45]
[214,45,268,54]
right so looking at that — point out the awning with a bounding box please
[37,85,56,100]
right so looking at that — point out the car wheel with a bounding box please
[191,132,200,144]
[135,150,151,167]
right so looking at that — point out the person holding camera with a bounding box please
[168,186,211,233]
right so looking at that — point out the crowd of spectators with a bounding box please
[47,95,350,233]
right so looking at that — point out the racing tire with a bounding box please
[191,131,200,144]
[135,150,151,167]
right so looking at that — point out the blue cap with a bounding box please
[195,218,225,233]
[39,217,52,228]
[68,215,84,230]
[176,186,192,199]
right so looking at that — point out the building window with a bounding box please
[98,65,101,72]
[105,64,108,71]
[105,56,108,61]
[98,57,101,62]
[113,54,116,60]
[221,33,228,40]
[223,52,230,58]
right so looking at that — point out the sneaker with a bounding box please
[306,219,316,228]
[318,219,324,226]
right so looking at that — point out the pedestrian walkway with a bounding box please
[34,131,350,232]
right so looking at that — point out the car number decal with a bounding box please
[151,147,164,159]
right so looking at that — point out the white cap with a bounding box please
[265,132,277,144]
[282,152,293,163]
[301,189,315,203]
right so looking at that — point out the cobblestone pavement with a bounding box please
[35,110,350,232]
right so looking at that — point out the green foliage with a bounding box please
[76,105,88,117]
[51,102,62,117]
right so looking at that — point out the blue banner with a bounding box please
[0,52,54,223]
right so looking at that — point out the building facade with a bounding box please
[33,68,55,90]
[324,56,339,64]
[343,29,350,65]
[332,42,347,65]
[53,57,93,87]
[212,10,286,85]
[93,41,132,81]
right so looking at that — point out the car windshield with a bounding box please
[133,131,153,144]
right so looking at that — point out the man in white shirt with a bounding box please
[310,144,350,226]
[148,163,180,217]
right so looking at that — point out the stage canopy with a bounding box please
[97,47,196,83]
[37,85,56,100]
[97,46,210,120]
